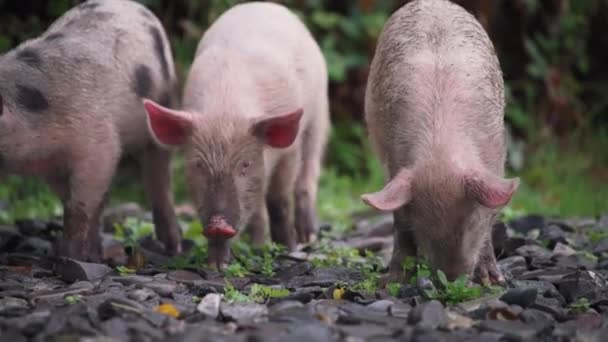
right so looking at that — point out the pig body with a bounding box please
[0,0,181,260]
[362,0,518,282]
[143,2,330,268]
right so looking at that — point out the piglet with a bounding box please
[0,0,182,261]
[362,0,519,284]
[143,2,330,269]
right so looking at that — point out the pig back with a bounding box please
[365,0,505,173]
[187,2,327,127]
[0,0,176,150]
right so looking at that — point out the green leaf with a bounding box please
[436,270,448,288]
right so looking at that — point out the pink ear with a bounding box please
[361,168,413,212]
[251,109,304,148]
[465,171,520,208]
[143,99,193,147]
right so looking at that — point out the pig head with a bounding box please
[362,165,518,280]
[142,99,304,267]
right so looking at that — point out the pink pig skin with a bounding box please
[143,2,330,269]
[0,0,182,261]
[362,0,519,284]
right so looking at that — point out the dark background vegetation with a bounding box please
[0,0,606,226]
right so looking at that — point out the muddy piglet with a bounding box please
[0,0,182,261]
[143,2,330,269]
[361,0,519,284]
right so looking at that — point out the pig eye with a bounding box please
[239,160,251,176]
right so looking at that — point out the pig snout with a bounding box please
[204,215,237,239]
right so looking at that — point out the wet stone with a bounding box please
[287,267,362,288]
[520,308,557,326]
[552,242,577,257]
[531,296,566,320]
[515,244,553,261]
[540,224,568,247]
[499,287,538,308]
[16,237,53,256]
[167,270,204,285]
[15,219,49,236]
[407,300,447,330]
[593,238,608,255]
[498,256,527,277]
[556,270,607,302]
[55,257,113,283]
[508,214,545,234]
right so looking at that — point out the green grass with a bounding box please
[507,129,608,217]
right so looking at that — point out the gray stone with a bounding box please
[520,308,556,326]
[69,281,95,289]
[17,236,53,256]
[128,287,156,302]
[55,257,112,283]
[515,244,552,260]
[0,297,29,314]
[499,287,538,308]
[167,270,204,285]
[552,242,577,257]
[367,299,395,313]
[197,293,221,319]
[497,256,527,277]
[407,300,447,330]
[221,303,268,324]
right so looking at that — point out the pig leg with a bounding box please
[266,154,299,252]
[474,234,504,285]
[142,145,182,255]
[55,149,119,262]
[294,112,328,243]
[244,204,268,246]
[382,210,418,285]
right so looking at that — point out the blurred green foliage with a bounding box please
[0,0,606,224]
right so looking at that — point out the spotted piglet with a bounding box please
[362,0,519,284]
[0,0,182,261]
[143,2,330,269]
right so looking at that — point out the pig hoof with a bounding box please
[474,263,505,286]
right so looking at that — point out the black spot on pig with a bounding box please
[0,93,3,116]
[45,33,65,42]
[149,26,170,81]
[133,65,153,98]
[78,1,101,11]
[66,11,113,28]
[16,85,49,113]
[16,48,41,67]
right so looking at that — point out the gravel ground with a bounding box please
[0,204,607,341]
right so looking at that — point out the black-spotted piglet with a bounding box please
[0,0,181,261]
